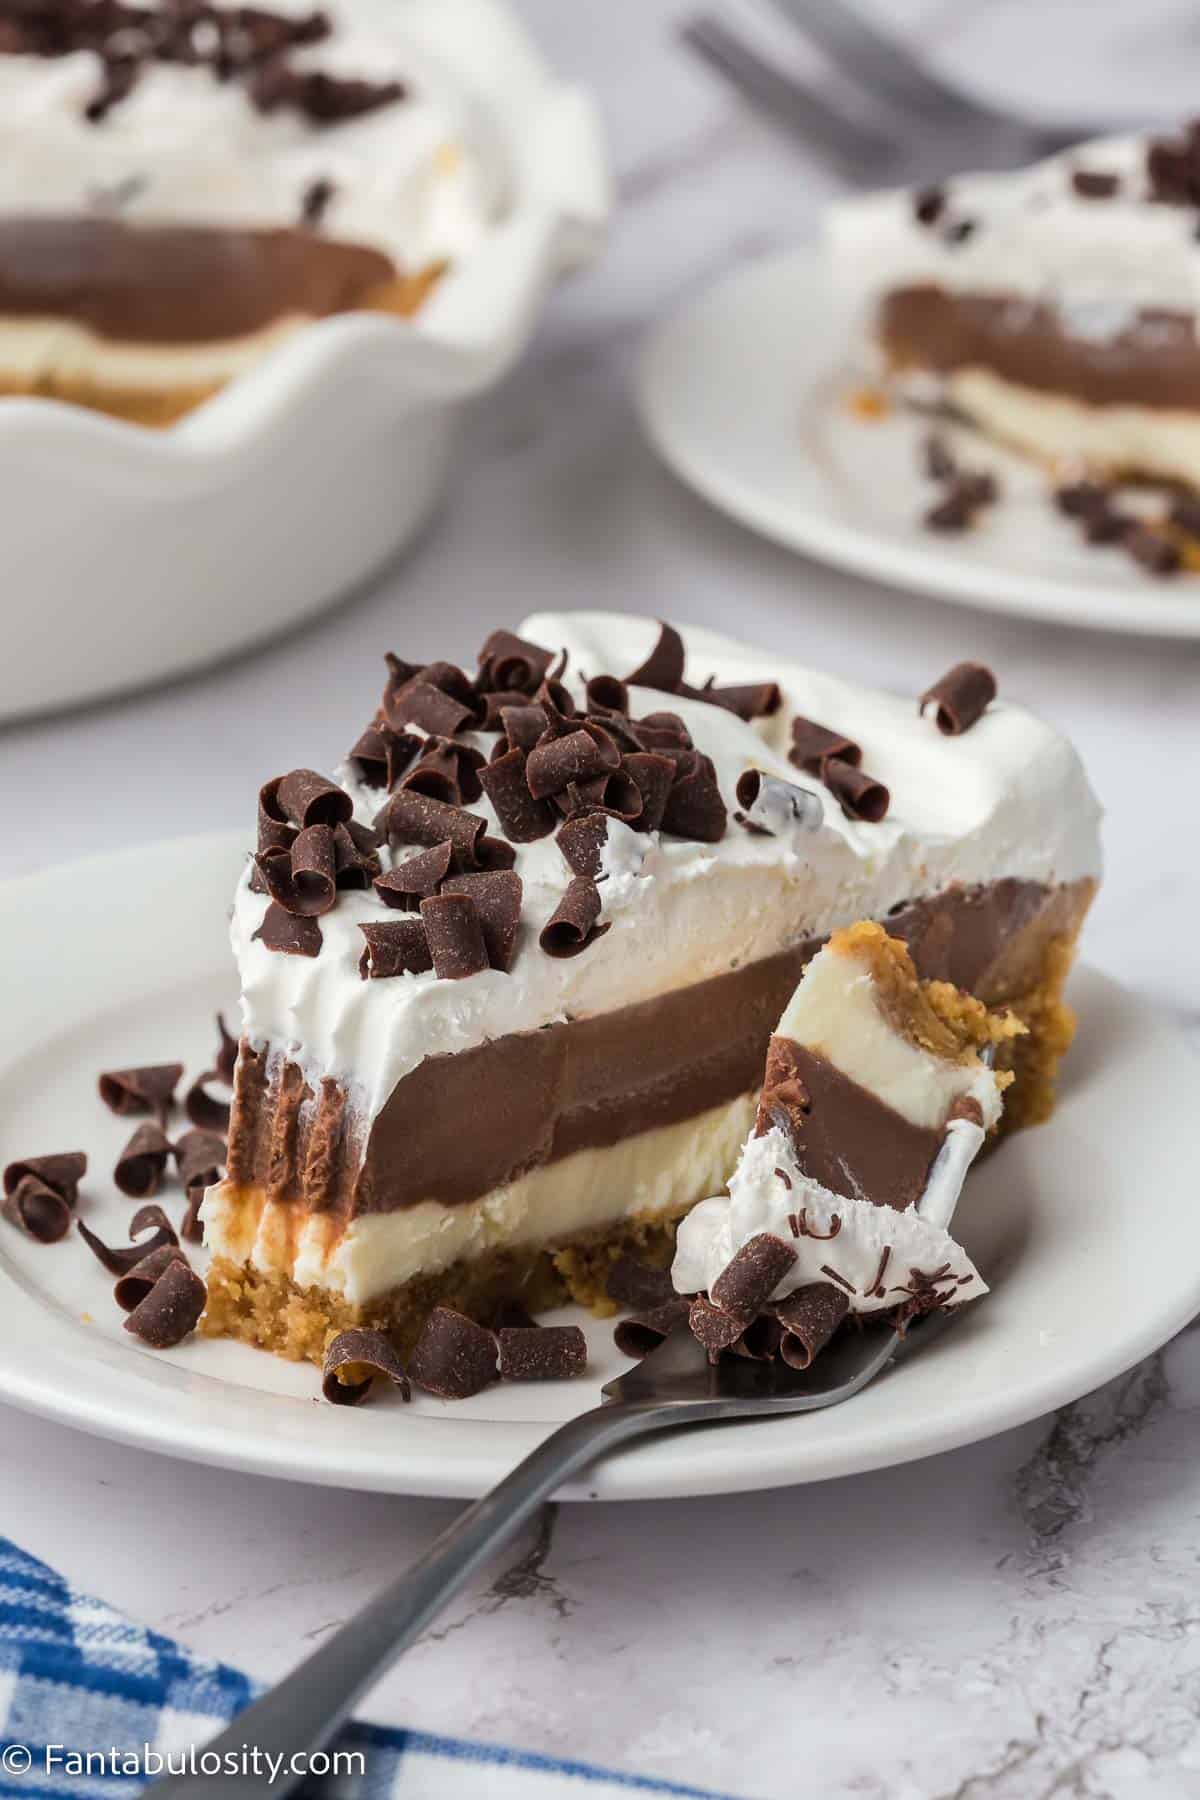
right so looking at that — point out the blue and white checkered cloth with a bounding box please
[0,1539,741,1798]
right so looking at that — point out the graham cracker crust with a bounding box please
[202,915,1088,1368]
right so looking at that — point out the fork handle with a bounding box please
[148,1399,670,1797]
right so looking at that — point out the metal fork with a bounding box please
[147,1312,953,1797]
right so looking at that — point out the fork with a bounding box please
[147,1311,954,1797]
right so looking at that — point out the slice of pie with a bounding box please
[671,921,1017,1362]
[201,613,1100,1364]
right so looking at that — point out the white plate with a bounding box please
[638,248,1200,639]
[0,832,1194,1500]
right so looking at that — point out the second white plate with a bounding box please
[638,248,1200,638]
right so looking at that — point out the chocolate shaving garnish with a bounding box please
[1126,523,1181,576]
[819,1263,857,1295]
[701,681,782,721]
[480,690,533,731]
[924,487,974,532]
[322,1327,411,1406]
[498,1325,587,1382]
[78,1204,178,1276]
[661,751,727,842]
[789,717,861,777]
[774,1166,792,1191]
[943,217,976,245]
[539,875,609,959]
[381,789,487,869]
[775,1283,850,1369]
[585,674,629,715]
[585,766,643,825]
[534,675,576,719]
[476,835,518,871]
[579,718,622,770]
[1071,168,1120,199]
[98,1062,183,1122]
[732,1312,785,1362]
[113,1122,172,1199]
[914,186,945,225]
[333,820,382,891]
[1055,479,1111,519]
[420,893,489,981]
[114,1244,189,1314]
[556,812,609,878]
[441,870,523,973]
[621,751,673,832]
[273,768,352,830]
[374,841,453,909]
[919,662,997,735]
[478,748,556,843]
[124,1256,206,1350]
[734,769,822,837]
[635,710,691,750]
[250,60,403,125]
[710,1233,797,1320]
[289,823,337,914]
[253,903,322,957]
[477,630,555,696]
[358,919,432,980]
[822,758,890,823]
[866,1245,893,1299]
[174,1129,225,1242]
[213,1013,238,1085]
[384,677,473,738]
[688,1296,747,1360]
[924,433,957,481]
[409,1306,498,1399]
[347,722,419,791]
[2,1152,85,1208]
[302,175,334,225]
[526,728,606,800]
[403,738,485,807]
[86,52,138,122]
[606,1254,675,1310]
[796,1208,841,1240]
[184,1070,231,1134]
[499,704,551,754]
[3,1176,71,1243]
[625,620,686,693]
[612,1298,688,1359]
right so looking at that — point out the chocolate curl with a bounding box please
[402,738,485,807]
[3,1152,85,1209]
[322,1328,411,1406]
[78,1204,179,1276]
[124,1257,207,1350]
[688,1295,747,1360]
[613,1298,689,1359]
[114,1244,189,1314]
[214,1014,238,1086]
[175,1129,225,1243]
[346,722,419,791]
[622,752,673,833]
[480,689,533,731]
[710,1233,797,1320]
[775,1283,851,1369]
[98,1063,183,1122]
[478,748,556,843]
[499,1325,587,1381]
[587,766,644,825]
[625,620,686,693]
[257,784,297,856]
[585,674,630,715]
[554,776,607,818]
[498,704,550,753]
[358,919,432,979]
[273,769,352,829]
[731,1313,785,1362]
[409,1307,498,1399]
[535,674,577,719]
[539,876,610,959]
[789,717,862,777]
[607,1255,676,1310]
[556,813,608,879]
[702,682,781,721]
[476,835,518,871]
[374,841,453,910]
[526,729,606,800]
[381,789,487,870]
[477,629,555,696]
[256,823,338,917]
[420,894,489,981]
[113,1122,173,1199]
[253,903,322,957]
[3,1177,71,1243]
[734,769,823,837]
[441,871,523,974]
[919,662,998,735]
[333,820,382,891]
[184,1070,231,1134]
[384,677,474,738]
[579,717,622,771]
[823,758,890,823]
[661,752,727,843]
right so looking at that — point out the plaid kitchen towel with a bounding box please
[0,1540,740,1799]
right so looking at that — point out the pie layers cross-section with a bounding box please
[200,612,1102,1364]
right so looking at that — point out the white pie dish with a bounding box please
[0,0,609,724]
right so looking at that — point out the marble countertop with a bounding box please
[3,2,1200,1794]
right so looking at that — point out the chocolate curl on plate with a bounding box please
[374,841,453,910]
[586,674,630,715]
[734,769,823,837]
[114,1244,190,1313]
[478,748,556,843]
[702,681,782,721]
[381,789,487,870]
[710,1233,797,1320]
[499,1325,587,1381]
[539,875,610,959]
[409,1306,498,1399]
[613,1297,688,1359]
[477,629,555,696]
[124,1257,207,1350]
[661,751,727,843]
[775,1282,850,1369]
[98,1063,183,1122]
[498,704,550,753]
[607,1254,676,1310]
[358,919,432,980]
[919,662,997,735]
[420,893,489,981]
[822,758,890,823]
[3,1175,72,1243]
[625,620,686,693]
[480,689,533,731]
[273,768,353,830]
[184,1070,231,1134]
[688,1295,747,1360]
[731,1312,785,1362]
[213,1014,238,1086]
[322,1327,411,1406]
[175,1129,226,1243]
[78,1203,179,1276]
[441,870,523,973]
[253,902,322,957]
[113,1122,173,1199]
[3,1152,85,1209]
[333,820,382,891]
[789,717,861,777]
[346,721,419,791]
[556,813,608,879]
[619,751,673,833]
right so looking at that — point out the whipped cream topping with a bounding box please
[230,611,1102,1126]
[828,133,1200,342]
[0,0,496,279]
